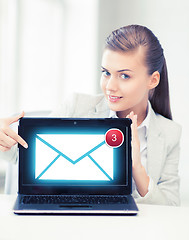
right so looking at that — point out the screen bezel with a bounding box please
[18,117,132,195]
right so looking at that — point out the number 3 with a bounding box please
[112,134,117,142]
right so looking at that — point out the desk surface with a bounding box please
[0,195,189,240]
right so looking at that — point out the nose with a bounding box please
[106,75,118,92]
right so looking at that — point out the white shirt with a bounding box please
[108,100,152,198]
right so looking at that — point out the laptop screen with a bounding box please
[18,118,132,195]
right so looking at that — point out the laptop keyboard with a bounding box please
[21,195,128,205]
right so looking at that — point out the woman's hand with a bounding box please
[126,111,150,197]
[0,111,28,152]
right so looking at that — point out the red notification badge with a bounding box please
[105,128,124,148]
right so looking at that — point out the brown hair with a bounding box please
[104,24,172,120]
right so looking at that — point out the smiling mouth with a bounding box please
[108,95,123,102]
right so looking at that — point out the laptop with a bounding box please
[13,117,139,215]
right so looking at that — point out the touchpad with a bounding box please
[59,205,93,209]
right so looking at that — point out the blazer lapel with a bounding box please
[147,108,166,183]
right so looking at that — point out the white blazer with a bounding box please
[49,92,182,206]
[1,92,182,206]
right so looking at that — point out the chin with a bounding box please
[108,103,126,112]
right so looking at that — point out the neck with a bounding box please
[116,99,148,127]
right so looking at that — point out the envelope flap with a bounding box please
[36,134,106,161]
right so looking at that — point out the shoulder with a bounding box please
[49,92,106,117]
[72,92,109,117]
[156,113,182,137]
[73,92,105,106]
[155,113,182,147]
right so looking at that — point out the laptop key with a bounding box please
[21,195,128,205]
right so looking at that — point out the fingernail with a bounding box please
[24,143,28,149]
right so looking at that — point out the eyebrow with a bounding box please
[101,66,133,72]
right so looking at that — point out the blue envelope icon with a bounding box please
[35,134,113,181]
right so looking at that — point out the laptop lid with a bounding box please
[18,118,132,196]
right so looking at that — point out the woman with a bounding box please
[0,25,182,206]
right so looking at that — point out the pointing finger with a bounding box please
[3,127,28,149]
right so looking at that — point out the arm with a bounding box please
[126,112,150,197]
[132,164,150,197]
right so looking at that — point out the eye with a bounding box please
[121,73,130,80]
[102,70,111,77]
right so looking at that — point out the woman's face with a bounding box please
[100,47,153,116]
